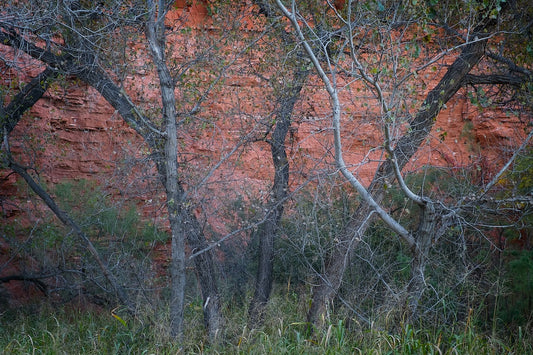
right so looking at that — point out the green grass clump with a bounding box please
[1,295,531,354]
[0,305,174,354]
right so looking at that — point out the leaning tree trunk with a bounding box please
[1,67,57,138]
[307,186,380,327]
[248,67,309,327]
[307,36,487,328]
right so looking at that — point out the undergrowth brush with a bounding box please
[1,295,531,354]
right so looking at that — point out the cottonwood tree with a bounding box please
[245,0,312,327]
[0,0,199,337]
[273,0,532,327]
[0,0,260,339]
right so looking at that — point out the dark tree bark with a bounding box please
[0,67,58,139]
[184,205,222,339]
[248,67,309,327]
[246,0,311,327]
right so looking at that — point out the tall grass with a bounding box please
[1,295,531,354]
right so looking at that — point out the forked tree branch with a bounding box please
[274,0,415,248]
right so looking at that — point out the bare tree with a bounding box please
[273,0,532,327]
[2,0,531,339]
[0,0,259,339]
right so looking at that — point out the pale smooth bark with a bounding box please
[145,0,223,339]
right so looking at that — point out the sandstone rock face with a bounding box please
[0,2,529,303]
[1,3,527,198]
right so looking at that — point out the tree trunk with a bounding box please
[307,37,487,328]
[406,201,436,320]
[306,199,376,327]
[166,196,222,340]
[145,5,187,338]
[1,67,57,139]
[168,207,186,339]
[185,205,223,340]
[248,68,308,327]
[145,2,223,339]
